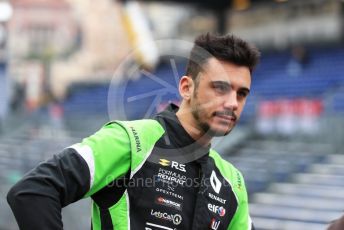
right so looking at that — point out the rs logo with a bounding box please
[159,159,186,172]
[159,159,170,166]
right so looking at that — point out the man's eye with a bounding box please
[214,85,228,93]
[238,91,248,98]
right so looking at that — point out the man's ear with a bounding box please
[179,76,194,100]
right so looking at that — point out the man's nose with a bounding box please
[223,91,238,111]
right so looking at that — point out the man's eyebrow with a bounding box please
[211,81,250,93]
[211,81,230,87]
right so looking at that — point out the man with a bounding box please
[7,33,260,230]
[328,215,344,230]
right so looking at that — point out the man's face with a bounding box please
[189,57,251,137]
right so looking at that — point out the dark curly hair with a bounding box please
[185,33,260,82]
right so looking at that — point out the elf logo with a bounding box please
[208,204,226,217]
[159,159,186,172]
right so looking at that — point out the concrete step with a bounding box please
[292,173,344,186]
[245,140,333,154]
[326,154,344,164]
[251,193,344,211]
[310,163,344,175]
[269,183,344,199]
[250,203,341,224]
[252,217,329,230]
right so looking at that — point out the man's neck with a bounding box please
[176,107,212,147]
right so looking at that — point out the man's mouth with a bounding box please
[213,111,237,122]
[216,114,236,122]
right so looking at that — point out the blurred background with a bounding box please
[0,0,344,229]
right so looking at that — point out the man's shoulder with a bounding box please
[209,149,238,173]
[105,119,163,130]
[209,149,247,195]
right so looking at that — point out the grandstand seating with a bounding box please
[251,46,344,99]
[0,63,7,120]
[63,61,184,120]
[63,84,109,116]
[0,114,339,230]
[230,137,341,230]
[61,46,344,122]
[331,90,344,113]
[0,115,92,230]
[3,46,344,229]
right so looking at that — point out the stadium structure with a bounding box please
[0,0,343,229]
